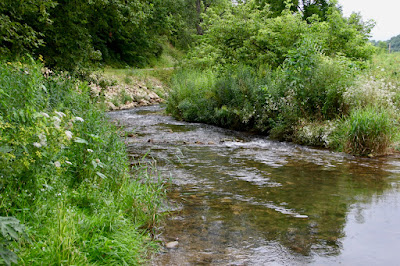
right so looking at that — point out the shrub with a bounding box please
[166,69,217,122]
[294,120,337,147]
[340,107,396,156]
[0,60,165,264]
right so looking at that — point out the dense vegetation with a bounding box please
[0,0,192,70]
[167,0,400,156]
[0,60,166,264]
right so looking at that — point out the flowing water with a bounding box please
[108,105,400,265]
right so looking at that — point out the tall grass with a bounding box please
[0,59,166,264]
[340,107,395,156]
[166,69,218,122]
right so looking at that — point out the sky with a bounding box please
[337,0,400,41]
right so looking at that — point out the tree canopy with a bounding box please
[0,0,187,70]
[184,0,375,69]
[0,0,376,71]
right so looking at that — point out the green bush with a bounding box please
[340,107,396,156]
[166,69,217,122]
[0,60,165,264]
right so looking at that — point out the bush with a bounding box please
[166,69,217,122]
[0,60,165,264]
[167,53,356,141]
[339,107,396,156]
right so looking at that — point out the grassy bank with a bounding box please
[0,59,165,264]
[167,52,400,156]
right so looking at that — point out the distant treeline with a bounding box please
[371,34,400,52]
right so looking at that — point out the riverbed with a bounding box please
[108,105,400,265]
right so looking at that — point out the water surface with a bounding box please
[108,105,400,265]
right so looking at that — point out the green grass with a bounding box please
[0,59,166,264]
[369,52,400,86]
[340,107,396,156]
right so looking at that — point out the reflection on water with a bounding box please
[108,105,400,265]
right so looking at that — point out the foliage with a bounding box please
[0,0,237,70]
[367,52,400,87]
[0,217,26,266]
[168,46,357,139]
[0,0,56,57]
[256,0,334,20]
[0,60,166,263]
[337,107,396,156]
[166,0,395,156]
[166,69,218,122]
[0,0,188,70]
[184,1,374,70]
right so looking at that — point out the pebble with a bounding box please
[165,241,179,249]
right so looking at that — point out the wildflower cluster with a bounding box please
[344,76,400,112]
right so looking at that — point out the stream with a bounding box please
[108,105,400,265]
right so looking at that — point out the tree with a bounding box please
[0,0,183,69]
[255,0,335,20]
[184,0,375,69]
[0,0,56,57]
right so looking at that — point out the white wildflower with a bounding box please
[40,112,50,118]
[55,111,66,118]
[87,149,94,153]
[74,116,84,122]
[38,133,47,147]
[54,161,61,168]
[65,161,72,165]
[33,142,42,148]
[65,130,73,140]
[53,116,61,129]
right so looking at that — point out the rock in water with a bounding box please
[165,241,179,249]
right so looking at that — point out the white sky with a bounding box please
[338,0,400,41]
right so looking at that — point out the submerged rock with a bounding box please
[165,241,179,249]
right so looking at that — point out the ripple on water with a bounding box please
[108,105,400,265]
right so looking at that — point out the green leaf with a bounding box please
[0,216,25,266]
[0,217,24,241]
[96,172,107,179]
[0,145,12,154]
[74,137,89,145]
[0,247,18,266]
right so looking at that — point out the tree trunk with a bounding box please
[195,0,204,35]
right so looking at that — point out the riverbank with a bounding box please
[0,60,166,264]
[166,52,400,157]
[86,67,172,111]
